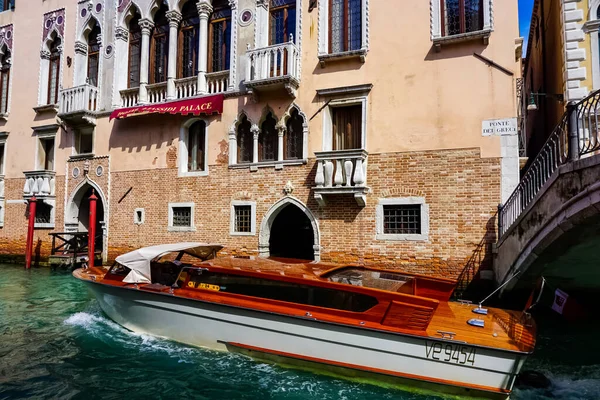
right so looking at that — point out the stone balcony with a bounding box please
[313,149,369,207]
[119,70,231,108]
[23,170,56,198]
[245,41,300,98]
[57,84,100,126]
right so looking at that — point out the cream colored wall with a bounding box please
[2,0,520,177]
[0,0,74,180]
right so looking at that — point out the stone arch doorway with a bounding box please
[259,197,320,261]
[66,180,107,261]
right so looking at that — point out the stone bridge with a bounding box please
[494,93,600,299]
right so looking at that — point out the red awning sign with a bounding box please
[109,94,224,121]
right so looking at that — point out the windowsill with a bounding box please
[167,226,197,232]
[33,104,59,114]
[432,29,492,51]
[229,159,307,171]
[178,169,209,178]
[318,49,368,68]
[69,153,95,160]
[34,223,55,229]
[376,233,429,242]
[230,231,255,237]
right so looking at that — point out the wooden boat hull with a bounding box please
[83,280,526,399]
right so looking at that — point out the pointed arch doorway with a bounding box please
[66,180,107,261]
[259,197,320,261]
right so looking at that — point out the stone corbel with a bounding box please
[256,0,268,10]
[40,50,51,60]
[74,41,88,55]
[115,26,129,42]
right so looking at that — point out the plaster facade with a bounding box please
[0,0,520,279]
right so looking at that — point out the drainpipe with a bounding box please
[567,102,580,162]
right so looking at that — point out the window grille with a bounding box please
[209,4,231,73]
[442,0,483,37]
[87,25,101,86]
[234,205,252,233]
[128,14,142,88]
[172,207,192,227]
[329,0,362,53]
[383,205,422,235]
[48,38,61,105]
[151,4,169,84]
[180,1,199,78]
[35,202,52,224]
[0,52,10,114]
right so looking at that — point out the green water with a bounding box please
[1,264,599,400]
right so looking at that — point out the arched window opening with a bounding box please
[87,23,101,87]
[150,3,169,84]
[259,112,278,162]
[179,1,199,79]
[188,120,206,172]
[237,115,253,163]
[285,108,303,160]
[48,37,62,105]
[0,50,11,114]
[128,10,142,88]
[208,0,231,73]
[269,0,296,45]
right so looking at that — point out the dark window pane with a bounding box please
[0,143,4,175]
[188,121,206,171]
[443,0,483,36]
[259,112,278,161]
[383,205,422,235]
[444,0,461,36]
[1,68,9,114]
[234,205,251,233]
[464,0,482,33]
[42,138,55,171]
[129,14,142,88]
[35,201,52,224]
[184,270,379,312]
[285,108,304,160]
[172,207,192,227]
[78,131,93,154]
[237,116,253,163]
[348,0,361,50]
[87,24,101,86]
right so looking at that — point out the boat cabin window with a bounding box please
[325,268,415,295]
[107,263,130,276]
[178,269,378,312]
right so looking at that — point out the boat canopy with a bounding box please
[119,242,222,284]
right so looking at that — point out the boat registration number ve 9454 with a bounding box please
[425,342,476,365]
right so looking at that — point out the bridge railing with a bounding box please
[498,89,600,238]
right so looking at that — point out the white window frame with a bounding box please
[34,198,56,229]
[431,0,493,42]
[322,96,367,151]
[376,197,430,242]
[230,200,256,236]
[134,208,145,225]
[179,119,209,177]
[168,202,196,232]
[317,0,369,57]
[35,132,56,171]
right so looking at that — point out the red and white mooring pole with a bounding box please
[88,191,98,267]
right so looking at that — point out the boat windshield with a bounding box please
[325,268,415,294]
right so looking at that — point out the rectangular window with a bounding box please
[332,104,362,150]
[152,34,169,83]
[441,0,483,37]
[269,0,296,45]
[180,26,198,78]
[329,0,362,53]
[39,137,55,171]
[172,207,192,227]
[187,123,205,172]
[48,56,60,104]
[87,51,99,87]
[76,130,94,155]
[0,142,4,175]
[0,0,14,12]
[383,205,421,235]
[0,67,9,114]
[234,205,251,233]
[208,9,232,73]
[128,32,141,88]
[35,201,52,224]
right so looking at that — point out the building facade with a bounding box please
[0,0,520,278]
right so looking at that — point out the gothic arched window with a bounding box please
[48,37,62,104]
[237,115,253,163]
[87,23,101,86]
[285,108,303,160]
[150,3,169,84]
[179,1,199,79]
[128,10,142,88]
[208,0,231,72]
[259,112,278,162]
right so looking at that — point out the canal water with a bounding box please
[1,264,599,400]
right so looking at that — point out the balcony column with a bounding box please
[196,0,213,95]
[138,19,154,104]
[251,124,259,164]
[166,11,182,100]
[228,128,237,165]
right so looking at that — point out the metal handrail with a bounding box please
[498,89,600,238]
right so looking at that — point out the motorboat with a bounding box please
[74,243,536,399]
